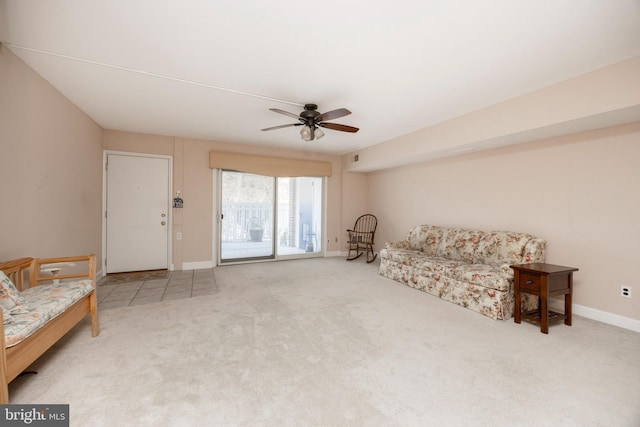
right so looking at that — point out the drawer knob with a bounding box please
[526,280,534,285]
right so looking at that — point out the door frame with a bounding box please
[102,150,173,274]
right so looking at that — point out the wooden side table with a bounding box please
[511,263,578,334]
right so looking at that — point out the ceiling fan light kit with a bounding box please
[300,125,312,141]
[262,103,358,141]
[300,124,325,141]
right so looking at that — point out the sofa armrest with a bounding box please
[522,238,546,264]
[385,240,411,250]
[499,263,515,279]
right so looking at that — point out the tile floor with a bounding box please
[97,268,218,310]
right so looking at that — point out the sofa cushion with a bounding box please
[381,248,418,265]
[4,280,94,348]
[473,231,532,266]
[447,264,512,291]
[437,228,484,263]
[0,270,30,314]
[0,289,27,322]
[1,270,28,305]
[0,285,18,316]
[2,310,14,325]
[411,256,465,276]
[382,248,464,275]
[406,225,447,256]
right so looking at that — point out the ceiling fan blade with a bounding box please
[261,123,302,131]
[316,108,351,122]
[318,122,359,133]
[269,108,300,119]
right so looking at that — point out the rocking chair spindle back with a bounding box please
[346,214,378,263]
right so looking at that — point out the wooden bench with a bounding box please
[0,255,99,403]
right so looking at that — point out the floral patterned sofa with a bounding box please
[379,225,546,320]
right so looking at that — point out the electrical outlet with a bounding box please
[176,232,182,240]
[621,286,631,298]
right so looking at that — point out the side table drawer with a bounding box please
[519,273,541,293]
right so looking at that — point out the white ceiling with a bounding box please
[2,0,639,156]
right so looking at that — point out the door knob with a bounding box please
[161,221,166,225]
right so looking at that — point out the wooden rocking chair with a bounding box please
[346,214,378,263]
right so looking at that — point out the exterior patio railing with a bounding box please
[221,202,272,242]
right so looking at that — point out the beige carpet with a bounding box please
[9,258,640,426]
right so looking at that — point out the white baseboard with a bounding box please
[96,269,104,280]
[181,261,214,270]
[549,299,640,333]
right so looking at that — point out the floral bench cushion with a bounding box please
[0,271,30,320]
[4,280,94,348]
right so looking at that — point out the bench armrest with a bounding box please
[29,254,96,287]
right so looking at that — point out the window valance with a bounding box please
[209,151,332,177]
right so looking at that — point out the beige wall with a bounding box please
[0,45,103,264]
[344,56,640,172]
[341,172,369,242]
[104,130,344,269]
[367,122,640,321]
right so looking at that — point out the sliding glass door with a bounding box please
[219,171,323,263]
[220,171,275,262]
[276,177,323,257]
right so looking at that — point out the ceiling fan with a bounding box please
[261,104,359,141]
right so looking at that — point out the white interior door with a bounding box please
[106,154,170,273]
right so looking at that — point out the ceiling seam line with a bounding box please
[2,42,304,107]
